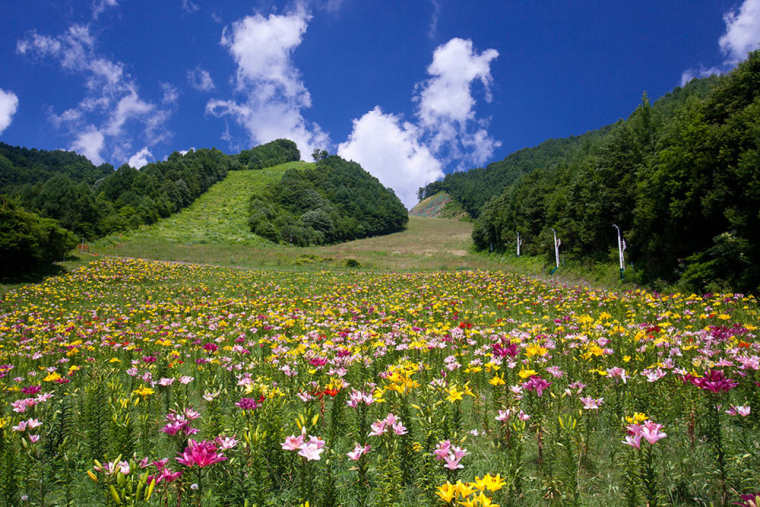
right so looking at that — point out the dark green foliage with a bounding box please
[0,142,113,190]
[236,139,300,170]
[418,129,612,218]
[248,155,408,245]
[473,50,760,292]
[0,139,302,254]
[0,196,78,275]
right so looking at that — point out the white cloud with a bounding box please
[0,89,19,134]
[719,0,760,64]
[181,0,199,13]
[92,0,118,19]
[339,37,501,206]
[680,65,722,87]
[187,67,215,91]
[17,24,173,165]
[105,89,154,136]
[338,107,443,208]
[324,0,344,13]
[207,7,328,157]
[71,126,105,165]
[428,0,441,40]
[179,147,196,155]
[681,0,760,84]
[161,82,179,104]
[127,146,152,169]
[414,37,501,167]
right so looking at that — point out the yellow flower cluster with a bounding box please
[436,474,505,505]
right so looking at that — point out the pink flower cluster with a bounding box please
[433,440,468,470]
[623,420,667,448]
[523,375,552,397]
[495,408,530,422]
[580,396,604,410]
[346,443,371,461]
[176,439,228,468]
[687,369,738,393]
[346,388,375,408]
[148,458,182,484]
[368,413,407,437]
[281,432,326,461]
[161,407,200,436]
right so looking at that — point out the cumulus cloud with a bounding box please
[720,0,760,64]
[0,89,19,134]
[415,37,501,167]
[682,0,760,84]
[127,146,152,169]
[17,24,172,165]
[340,37,500,207]
[71,126,105,165]
[187,67,215,91]
[338,107,443,208]
[206,7,328,158]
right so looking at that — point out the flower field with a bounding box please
[1,258,759,505]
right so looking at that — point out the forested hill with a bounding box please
[417,74,719,219]
[0,139,301,240]
[249,155,408,246]
[473,50,760,292]
[0,142,114,189]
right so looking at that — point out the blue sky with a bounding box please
[1,0,759,206]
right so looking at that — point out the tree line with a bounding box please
[1,140,300,274]
[471,51,760,292]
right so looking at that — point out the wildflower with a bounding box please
[434,440,451,461]
[523,375,551,396]
[474,473,506,492]
[215,436,238,450]
[202,391,219,402]
[580,396,603,410]
[368,420,386,437]
[236,397,261,411]
[282,434,305,451]
[606,367,629,383]
[132,386,155,399]
[298,436,325,461]
[640,421,667,444]
[690,369,738,393]
[726,405,751,416]
[436,482,457,503]
[176,439,227,468]
[443,453,464,470]
[346,443,371,461]
[495,409,511,422]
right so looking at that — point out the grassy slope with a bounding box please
[96,161,312,246]
[92,216,501,272]
[409,191,468,219]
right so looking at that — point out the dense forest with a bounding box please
[0,139,300,271]
[471,50,760,292]
[249,155,408,246]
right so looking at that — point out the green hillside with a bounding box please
[99,161,311,246]
[409,191,468,219]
